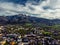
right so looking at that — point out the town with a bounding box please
[0,24,60,45]
[0,0,60,45]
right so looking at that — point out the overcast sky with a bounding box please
[0,0,60,19]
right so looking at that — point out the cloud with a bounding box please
[0,1,45,15]
[0,0,60,19]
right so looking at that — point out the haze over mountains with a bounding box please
[0,14,60,26]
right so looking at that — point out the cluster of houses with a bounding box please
[0,32,60,45]
[0,25,60,45]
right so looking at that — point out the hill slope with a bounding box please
[0,14,60,26]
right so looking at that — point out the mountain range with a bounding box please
[0,14,60,26]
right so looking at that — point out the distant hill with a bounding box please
[0,14,60,26]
